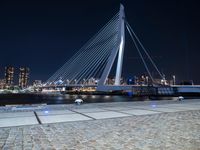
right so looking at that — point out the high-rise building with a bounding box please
[0,79,6,89]
[5,66,14,86]
[19,67,29,88]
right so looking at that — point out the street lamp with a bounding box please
[172,75,176,85]
[146,76,149,85]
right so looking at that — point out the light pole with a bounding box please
[146,76,149,85]
[172,75,176,85]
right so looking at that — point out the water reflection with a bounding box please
[0,93,148,105]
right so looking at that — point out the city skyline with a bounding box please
[0,0,200,84]
[0,66,30,87]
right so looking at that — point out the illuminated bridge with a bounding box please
[43,4,198,95]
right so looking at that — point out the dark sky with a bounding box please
[0,0,200,84]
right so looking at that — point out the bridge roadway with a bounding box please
[41,84,200,95]
[42,84,97,90]
[41,84,150,91]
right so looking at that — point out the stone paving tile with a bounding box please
[0,100,200,149]
[119,109,162,115]
[11,105,44,111]
[0,112,34,119]
[169,106,200,111]
[128,104,189,112]
[127,105,162,110]
[84,111,131,119]
[192,103,200,105]
[72,108,107,113]
[187,105,200,109]
[36,109,74,116]
[0,110,199,150]
[158,103,200,108]
[0,116,38,128]
[145,107,185,113]
[102,106,133,111]
[38,113,92,124]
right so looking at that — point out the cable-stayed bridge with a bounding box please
[42,4,200,96]
[43,4,166,93]
[45,4,163,91]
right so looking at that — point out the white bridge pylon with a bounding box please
[98,4,125,86]
[46,4,163,91]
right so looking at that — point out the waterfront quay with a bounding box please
[0,99,200,150]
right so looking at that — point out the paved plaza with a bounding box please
[0,99,200,149]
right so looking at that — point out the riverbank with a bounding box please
[0,93,153,106]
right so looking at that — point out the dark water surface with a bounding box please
[0,93,149,106]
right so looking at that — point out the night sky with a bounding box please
[0,0,200,84]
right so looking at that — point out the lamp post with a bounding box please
[146,76,149,85]
[172,75,176,85]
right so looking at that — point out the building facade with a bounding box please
[5,66,14,86]
[0,79,6,89]
[19,67,29,88]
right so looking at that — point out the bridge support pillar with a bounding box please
[114,5,125,85]
[97,4,125,90]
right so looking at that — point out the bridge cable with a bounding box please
[46,12,120,84]
[52,19,118,83]
[125,21,164,79]
[126,25,154,82]
[64,29,118,83]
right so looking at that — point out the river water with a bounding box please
[0,93,149,106]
